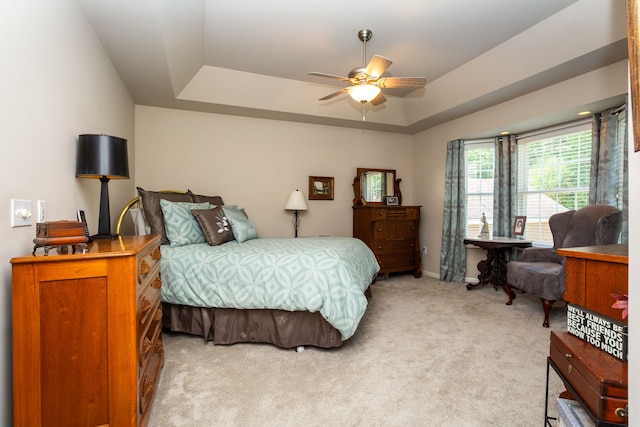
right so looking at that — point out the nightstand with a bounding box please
[11,235,163,426]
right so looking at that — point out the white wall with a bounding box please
[413,60,629,278]
[134,106,413,238]
[0,2,135,424]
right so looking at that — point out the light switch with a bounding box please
[37,200,46,222]
[11,199,32,227]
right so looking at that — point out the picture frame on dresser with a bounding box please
[385,196,399,206]
[309,176,334,200]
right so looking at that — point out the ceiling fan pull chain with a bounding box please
[362,32,367,67]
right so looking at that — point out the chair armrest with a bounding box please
[518,247,563,264]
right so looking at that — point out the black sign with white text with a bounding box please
[566,304,628,361]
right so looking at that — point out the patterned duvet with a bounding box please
[160,237,380,339]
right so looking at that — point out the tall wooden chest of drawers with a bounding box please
[11,235,163,427]
[353,205,422,278]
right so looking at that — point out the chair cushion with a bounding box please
[507,261,565,301]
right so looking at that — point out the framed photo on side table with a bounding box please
[513,216,527,236]
[309,176,334,200]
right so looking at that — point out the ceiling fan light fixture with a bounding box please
[348,84,381,103]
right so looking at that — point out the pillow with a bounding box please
[137,188,191,244]
[188,190,225,206]
[191,206,235,246]
[129,207,149,235]
[222,206,258,243]
[160,200,213,246]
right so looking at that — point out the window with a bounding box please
[465,141,494,237]
[464,121,594,245]
[516,121,592,245]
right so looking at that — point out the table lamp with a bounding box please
[76,134,129,238]
[284,189,308,237]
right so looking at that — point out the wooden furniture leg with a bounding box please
[540,298,556,328]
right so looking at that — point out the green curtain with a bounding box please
[492,135,517,239]
[439,139,467,282]
[589,106,628,242]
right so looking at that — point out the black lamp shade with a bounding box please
[76,134,129,179]
[76,134,130,238]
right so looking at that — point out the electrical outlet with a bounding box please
[421,246,427,255]
[11,199,32,227]
[37,200,46,222]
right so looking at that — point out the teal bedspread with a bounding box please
[160,237,380,339]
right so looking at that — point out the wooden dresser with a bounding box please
[353,205,421,278]
[558,243,628,322]
[11,235,163,427]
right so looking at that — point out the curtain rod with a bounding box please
[463,138,494,145]
[464,103,625,143]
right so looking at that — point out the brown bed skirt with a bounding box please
[162,303,344,349]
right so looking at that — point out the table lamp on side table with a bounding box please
[284,189,308,238]
[76,134,130,239]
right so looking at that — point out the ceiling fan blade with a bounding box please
[308,72,350,81]
[376,77,427,89]
[370,92,386,106]
[318,88,349,101]
[365,55,392,78]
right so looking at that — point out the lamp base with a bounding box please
[90,233,117,240]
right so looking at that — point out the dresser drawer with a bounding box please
[138,272,162,328]
[138,244,161,285]
[377,251,417,271]
[139,301,163,369]
[371,239,416,255]
[139,333,163,419]
[373,220,418,239]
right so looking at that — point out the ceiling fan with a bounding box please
[308,29,426,106]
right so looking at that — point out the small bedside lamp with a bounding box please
[76,134,130,239]
[284,189,308,238]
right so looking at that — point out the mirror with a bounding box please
[353,168,401,206]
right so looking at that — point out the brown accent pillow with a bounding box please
[188,190,224,206]
[137,188,191,245]
[191,207,234,246]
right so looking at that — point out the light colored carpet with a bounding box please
[147,275,567,426]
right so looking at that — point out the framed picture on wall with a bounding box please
[308,176,334,200]
[513,216,527,236]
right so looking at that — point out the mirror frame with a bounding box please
[353,168,402,206]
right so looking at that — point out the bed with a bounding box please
[115,189,380,349]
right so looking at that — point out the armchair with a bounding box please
[505,205,622,327]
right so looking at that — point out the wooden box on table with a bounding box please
[549,331,627,425]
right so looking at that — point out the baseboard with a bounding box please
[421,269,479,285]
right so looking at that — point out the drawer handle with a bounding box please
[140,296,151,313]
[154,307,162,321]
[615,406,628,418]
[377,228,383,232]
[151,276,162,289]
[142,337,152,355]
[565,353,572,358]
[155,340,164,353]
[567,364,572,374]
[140,260,151,277]
[142,375,154,398]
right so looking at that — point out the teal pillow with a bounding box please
[222,206,258,243]
[160,200,213,246]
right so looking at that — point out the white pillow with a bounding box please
[130,207,149,235]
